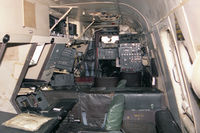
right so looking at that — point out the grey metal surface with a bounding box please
[16,90,49,111]
[50,74,74,87]
[16,96,35,108]
[38,43,55,80]
[45,44,66,69]
[34,90,49,110]
[119,34,140,44]
[98,48,118,60]
[123,110,157,133]
[40,44,66,82]
[40,44,76,82]
[56,47,76,72]
[123,92,165,110]
[44,90,78,104]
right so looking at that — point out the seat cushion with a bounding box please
[105,95,125,131]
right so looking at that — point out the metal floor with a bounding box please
[55,110,157,133]
[55,121,156,133]
[55,121,104,133]
[123,121,156,133]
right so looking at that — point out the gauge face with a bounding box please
[101,35,119,44]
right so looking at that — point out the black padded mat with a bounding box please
[55,122,104,133]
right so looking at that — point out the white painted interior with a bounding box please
[0,44,32,113]
[0,0,49,43]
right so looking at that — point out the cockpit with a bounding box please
[0,0,200,133]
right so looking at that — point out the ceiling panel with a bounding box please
[48,0,181,32]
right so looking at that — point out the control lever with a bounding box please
[0,34,10,64]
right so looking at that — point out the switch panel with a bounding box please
[119,43,143,72]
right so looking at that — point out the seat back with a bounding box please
[105,95,125,131]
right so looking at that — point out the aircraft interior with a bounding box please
[0,0,200,133]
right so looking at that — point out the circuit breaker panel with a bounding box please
[119,43,143,72]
